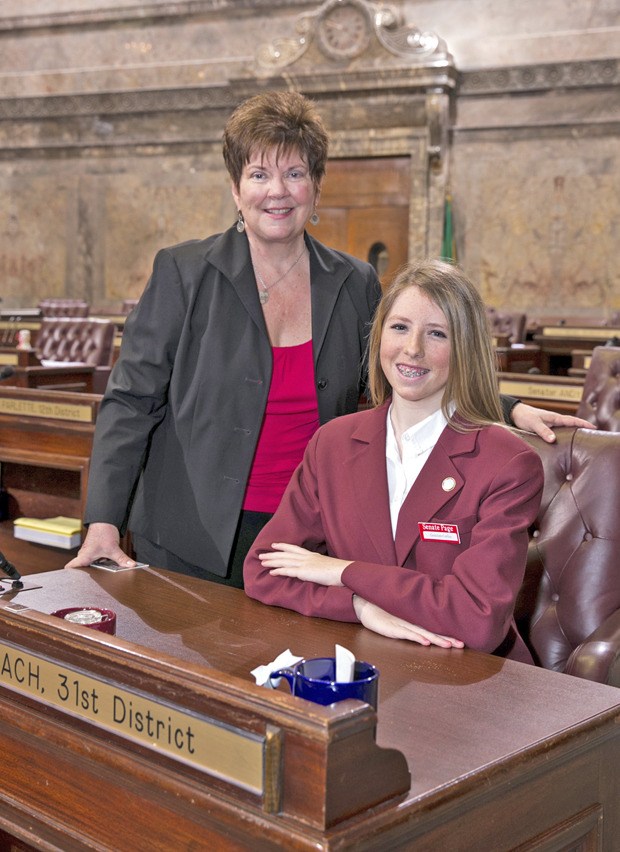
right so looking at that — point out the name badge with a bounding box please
[418,522,461,544]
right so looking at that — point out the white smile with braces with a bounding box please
[397,365,429,378]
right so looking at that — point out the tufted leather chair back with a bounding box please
[35,318,116,366]
[576,345,620,432]
[516,427,620,686]
[486,307,527,345]
[38,299,90,318]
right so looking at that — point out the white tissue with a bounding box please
[251,648,303,688]
[335,644,356,683]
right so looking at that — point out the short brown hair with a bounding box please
[367,259,503,428]
[222,90,329,191]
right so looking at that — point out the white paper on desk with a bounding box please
[41,360,87,368]
[251,648,303,688]
[335,644,355,683]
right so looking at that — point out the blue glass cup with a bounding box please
[270,656,379,709]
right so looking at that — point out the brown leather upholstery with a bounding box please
[486,307,527,344]
[38,299,90,318]
[517,427,620,686]
[35,318,116,367]
[576,345,620,432]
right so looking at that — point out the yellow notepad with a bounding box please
[13,516,82,535]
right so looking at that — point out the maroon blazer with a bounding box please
[244,402,544,663]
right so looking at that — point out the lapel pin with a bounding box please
[442,477,456,492]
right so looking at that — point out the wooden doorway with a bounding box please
[308,157,410,288]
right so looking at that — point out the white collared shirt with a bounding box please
[386,405,449,538]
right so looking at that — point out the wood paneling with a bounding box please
[310,157,410,287]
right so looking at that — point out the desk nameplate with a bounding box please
[541,326,620,340]
[0,397,95,423]
[500,380,584,403]
[0,317,41,331]
[0,639,264,794]
[0,321,41,331]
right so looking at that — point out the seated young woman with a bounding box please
[243,259,544,663]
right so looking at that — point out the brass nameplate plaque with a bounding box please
[542,326,619,340]
[0,354,18,366]
[0,397,94,423]
[0,639,264,794]
[500,380,583,403]
[0,322,40,331]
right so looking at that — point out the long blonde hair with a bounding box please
[367,259,503,428]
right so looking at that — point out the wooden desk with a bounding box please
[0,348,41,368]
[0,349,104,393]
[0,568,618,850]
[3,363,97,392]
[0,388,100,572]
[494,343,541,374]
[533,326,620,375]
[0,348,111,394]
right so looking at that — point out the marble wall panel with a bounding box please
[402,0,619,67]
[0,147,236,309]
[0,179,70,305]
[453,134,620,319]
[103,158,236,302]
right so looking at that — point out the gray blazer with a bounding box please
[85,225,382,574]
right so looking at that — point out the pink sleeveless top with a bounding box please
[243,339,320,513]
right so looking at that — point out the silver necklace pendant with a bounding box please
[253,245,306,307]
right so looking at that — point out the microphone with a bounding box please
[0,551,23,588]
[0,365,14,380]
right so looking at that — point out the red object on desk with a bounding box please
[51,605,116,634]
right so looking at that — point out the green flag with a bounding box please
[441,192,457,262]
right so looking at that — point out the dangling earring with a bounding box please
[310,211,320,226]
[236,210,245,233]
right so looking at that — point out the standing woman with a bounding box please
[244,260,544,662]
[67,91,381,585]
[68,91,588,586]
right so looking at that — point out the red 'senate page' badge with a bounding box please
[418,522,461,543]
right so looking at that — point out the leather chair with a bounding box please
[487,307,541,373]
[38,298,90,318]
[121,298,139,314]
[517,427,620,686]
[34,318,116,393]
[486,307,527,345]
[575,345,620,432]
[35,318,115,367]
